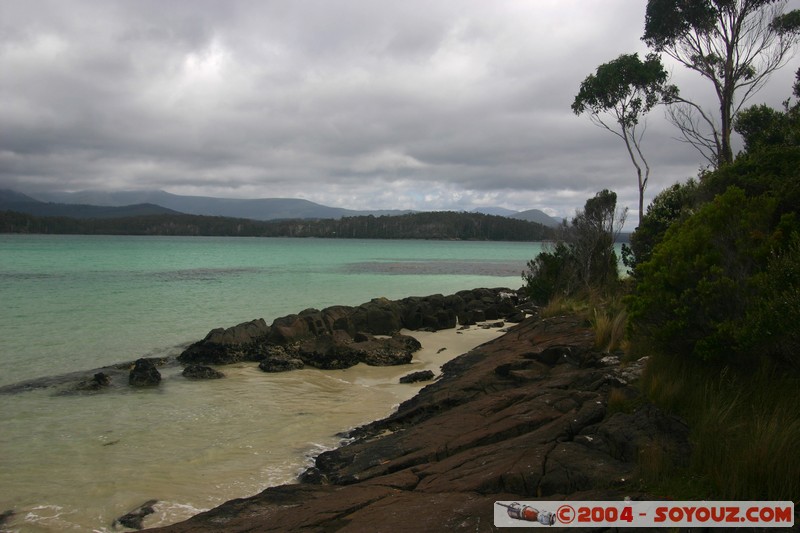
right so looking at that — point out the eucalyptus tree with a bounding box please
[573,53,677,226]
[643,0,800,168]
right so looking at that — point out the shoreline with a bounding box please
[0,319,511,532]
[145,314,691,533]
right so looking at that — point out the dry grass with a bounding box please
[592,307,627,352]
[642,355,800,500]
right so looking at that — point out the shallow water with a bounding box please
[0,235,537,531]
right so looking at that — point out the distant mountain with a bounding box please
[0,195,180,219]
[511,209,563,228]
[21,189,564,226]
[0,189,40,203]
[471,205,561,228]
[32,190,411,221]
[471,206,519,217]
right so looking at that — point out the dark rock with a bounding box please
[112,499,157,530]
[268,314,314,345]
[128,359,161,387]
[524,345,580,366]
[349,297,403,335]
[182,365,224,380]
[146,315,683,533]
[320,305,355,335]
[399,294,462,331]
[75,372,112,391]
[0,510,14,527]
[258,348,305,372]
[356,334,421,366]
[399,370,435,383]
[297,332,362,370]
[505,311,527,323]
[179,319,270,365]
[297,467,328,485]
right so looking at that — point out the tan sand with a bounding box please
[334,323,508,396]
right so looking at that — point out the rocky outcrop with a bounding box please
[258,332,422,371]
[128,359,161,387]
[178,319,270,365]
[178,288,522,373]
[147,316,689,533]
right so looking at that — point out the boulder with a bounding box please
[354,333,421,366]
[297,332,362,370]
[399,370,435,383]
[182,365,224,380]
[399,294,466,331]
[112,499,158,530]
[179,319,270,365]
[320,306,355,335]
[349,298,403,335]
[259,347,305,372]
[128,359,161,387]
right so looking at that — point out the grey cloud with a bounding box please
[1,0,798,221]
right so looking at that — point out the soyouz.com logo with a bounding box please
[493,501,795,528]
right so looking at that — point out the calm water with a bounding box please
[0,235,542,532]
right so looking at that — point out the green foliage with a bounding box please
[642,0,718,51]
[0,210,555,241]
[628,187,781,363]
[734,103,797,152]
[523,190,624,303]
[573,53,676,225]
[522,242,576,305]
[738,232,800,370]
[572,53,677,125]
[642,0,800,166]
[622,178,698,271]
[570,189,625,289]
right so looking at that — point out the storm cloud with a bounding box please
[1,0,798,221]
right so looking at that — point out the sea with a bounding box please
[0,235,545,532]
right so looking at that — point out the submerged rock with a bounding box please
[258,350,305,372]
[112,499,158,530]
[399,370,435,383]
[74,372,112,392]
[182,365,224,380]
[128,359,161,387]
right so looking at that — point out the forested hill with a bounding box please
[0,210,555,241]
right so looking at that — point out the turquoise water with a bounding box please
[0,235,541,386]
[0,235,542,532]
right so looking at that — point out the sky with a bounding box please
[1,0,799,222]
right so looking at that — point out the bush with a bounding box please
[522,242,577,304]
[523,189,624,303]
[622,178,698,271]
[737,232,800,370]
[627,187,781,364]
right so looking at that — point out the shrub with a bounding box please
[627,187,780,364]
[523,189,625,303]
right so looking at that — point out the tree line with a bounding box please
[0,210,555,241]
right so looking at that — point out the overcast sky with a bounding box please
[1,1,799,221]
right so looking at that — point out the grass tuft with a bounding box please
[641,355,800,500]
